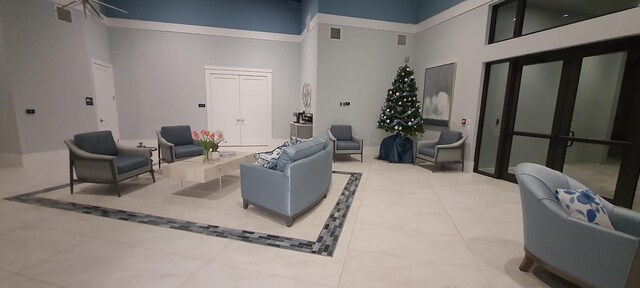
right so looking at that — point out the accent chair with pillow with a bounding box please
[415,130,467,172]
[64,131,155,197]
[240,138,332,227]
[327,125,364,162]
[156,125,202,167]
[516,163,640,288]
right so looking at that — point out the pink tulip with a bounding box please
[193,131,200,139]
[203,130,211,136]
[208,133,215,140]
[218,133,224,139]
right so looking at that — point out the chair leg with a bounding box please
[150,169,156,183]
[158,147,161,168]
[286,217,294,227]
[242,200,249,209]
[69,159,74,194]
[114,183,121,197]
[519,253,535,272]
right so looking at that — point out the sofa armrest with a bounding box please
[64,140,115,162]
[610,206,640,238]
[156,130,175,162]
[417,140,438,150]
[327,129,338,150]
[240,163,291,215]
[352,131,364,150]
[436,135,467,150]
[117,144,152,159]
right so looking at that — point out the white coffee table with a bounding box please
[162,152,255,190]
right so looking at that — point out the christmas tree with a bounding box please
[377,64,424,137]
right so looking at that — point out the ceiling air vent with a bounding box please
[397,34,407,46]
[330,27,341,40]
[56,6,73,23]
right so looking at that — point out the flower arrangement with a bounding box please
[192,130,225,162]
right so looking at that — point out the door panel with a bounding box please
[93,63,120,141]
[239,76,269,145]
[513,61,563,134]
[563,142,622,199]
[210,74,241,146]
[508,136,550,174]
[477,62,510,175]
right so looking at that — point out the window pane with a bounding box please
[493,1,518,42]
[478,63,509,174]
[523,0,640,35]
[508,136,549,174]
[563,142,622,200]
[514,61,563,134]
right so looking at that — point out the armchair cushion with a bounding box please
[174,144,202,158]
[330,125,352,141]
[161,125,193,146]
[418,146,436,158]
[74,131,118,156]
[437,130,462,146]
[116,155,148,174]
[556,188,614,230]
[276,138,325,172]
[336,140,360,150]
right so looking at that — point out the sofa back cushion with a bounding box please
[74,131,118,156]
[330,125,352,141]
[161,125,193,146]
[437,130,462,145]
[276,138,325,172]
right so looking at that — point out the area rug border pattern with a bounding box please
[4,171,362,257]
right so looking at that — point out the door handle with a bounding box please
[100,119,105,123]
[567,130,575,148]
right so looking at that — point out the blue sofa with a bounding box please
[516,163,640,288]
[240,139,333,227]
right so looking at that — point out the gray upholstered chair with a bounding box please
[516,163,640,288]
[415,130,467,172]
[240,139,332,227]
[64,131,155,197]
[156,125,202,167]
[327,125,363,162]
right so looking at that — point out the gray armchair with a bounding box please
[415,130,467,172]
[157,125,202,167]
[64,131,155,197]
[327,125,363,162]
[516,163,640,288]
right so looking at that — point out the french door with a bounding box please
[475,36,640,208]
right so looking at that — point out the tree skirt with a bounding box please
[377,134,413,163]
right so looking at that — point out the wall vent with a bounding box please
[330,27,341,40]
[397,34,407,46]
[56,6,73,23]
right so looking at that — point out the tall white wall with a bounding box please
[415,4,640,164]
[0,0,113,154]
[316,23,415,146]
[108,27,301,141]
[0,16,22,159]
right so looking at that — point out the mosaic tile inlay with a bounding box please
[4,171,362,257]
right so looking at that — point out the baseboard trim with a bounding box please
[0,153,24,167]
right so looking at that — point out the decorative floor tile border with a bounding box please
[4,171,362,257]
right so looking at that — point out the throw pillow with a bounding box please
[555,188,614,230]
[290,136,314,146]
[253,142,288,170]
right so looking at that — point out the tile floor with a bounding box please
[0,150,576,288]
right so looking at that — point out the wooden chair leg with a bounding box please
[243,200,249,209]
[519,253,535,272]
[286,217,294,227]
[69,159,74,194]
[150,169,156,183]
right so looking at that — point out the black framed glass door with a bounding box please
[474,36,640,208]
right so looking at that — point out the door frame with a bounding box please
[204,66,272,146]
[91,59,120,141]
[474,36,640,208]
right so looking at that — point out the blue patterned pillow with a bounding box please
[555,189,614,230]
[253,142,289,170]
[290,136,314,146]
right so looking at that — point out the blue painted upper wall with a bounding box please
[319,0,419,24]
[103,0,464,35]
[104,0,303,35]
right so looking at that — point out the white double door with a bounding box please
[207,69,271,146]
